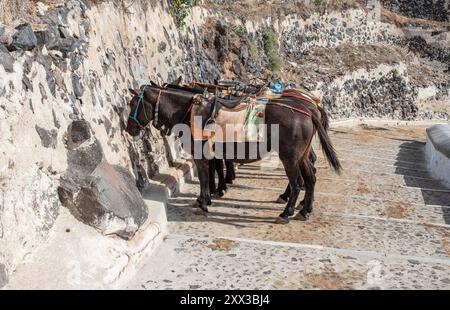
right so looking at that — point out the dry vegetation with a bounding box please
[202,0,363,20]
[0,0,65,26]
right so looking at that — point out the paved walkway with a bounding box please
[126,124,450,289]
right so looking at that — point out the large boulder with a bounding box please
[35,26,80,54]
[9,23,37,51]
[58,120,148,239]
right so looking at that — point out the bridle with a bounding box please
[128,86,194,132]
[128,85,163,129]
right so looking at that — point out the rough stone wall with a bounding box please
[380,0,450,21]
[0,0,211,288]
[200,5,449,120]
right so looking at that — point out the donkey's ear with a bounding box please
[129,88,139,96]
[171,76,182,86]
[150,81,159,87]
[203,88,209,99]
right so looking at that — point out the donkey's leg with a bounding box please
[195,158,212,212]
[294,160,316,221]
[215,159,227,197]
[278,175,305,204]
[225,160,235,184]
[276,185,290,204]
[297,150,317,209]
[208,159,217,196]
[276,159,302,224]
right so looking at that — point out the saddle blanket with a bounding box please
[190,88,319,143]
[190,96,267,143]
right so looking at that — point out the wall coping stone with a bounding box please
[426,124,450,159]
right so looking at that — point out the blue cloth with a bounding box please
[270,83,284,93]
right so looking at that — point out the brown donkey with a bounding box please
[125,84,341,223]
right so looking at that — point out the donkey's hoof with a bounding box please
[225,180,233,185]
[275,216,290,225]
[276,196,288,204]
[293,211,309,221]
[194,204,208,216]
[295,200,306,210]
[194,209,208,216]
[212,191,225,198]
[194,201,209,213]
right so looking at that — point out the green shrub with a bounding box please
[262,29,283,72]
[234,25,248,38]
[313,0,327,6]
[170,0,198,28]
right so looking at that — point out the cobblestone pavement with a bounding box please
[126,124,450,290]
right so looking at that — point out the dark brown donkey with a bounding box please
[125,84,341,223]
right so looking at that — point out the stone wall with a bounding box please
[380,0,450,21]
[0,0,210,288]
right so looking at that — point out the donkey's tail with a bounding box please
[311,112,342,174]
[317,105,329,131]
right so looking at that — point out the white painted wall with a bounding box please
[426,131,450,188]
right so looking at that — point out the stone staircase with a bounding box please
[126,123,450,290]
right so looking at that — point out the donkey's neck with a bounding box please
[156,89,195,130]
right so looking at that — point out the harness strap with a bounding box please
[281,92,318,108]
[153,89,162,127]
[129,84,148,128]
[266,101,312,117]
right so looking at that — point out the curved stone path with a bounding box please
[126,123,450,290]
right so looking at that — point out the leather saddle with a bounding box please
[214,95,249,110]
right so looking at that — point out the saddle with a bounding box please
[190,95,265,143]
[214,95,249,110]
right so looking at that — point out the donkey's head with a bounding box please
[125,85,159,137]
[125,83,196,137]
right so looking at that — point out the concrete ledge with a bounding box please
[143,160,196,204]
[426,124,450,187]
[331,118,446,127]
[427,124,450,159]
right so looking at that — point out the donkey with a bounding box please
[167,81,328,204]
[125,84,341,223]
[160,81,236,197]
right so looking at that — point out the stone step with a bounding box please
[227,173,450,207]
[203,189,450,227]
[321,152,427,170]
[168,182,450,261]
[235,167,445,191]
[333,147,425,163]
[126,234,450,290]
[241,155,432,179]
[329,129,426,147]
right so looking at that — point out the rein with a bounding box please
[154,89,162,127]
[128,85,148,129]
